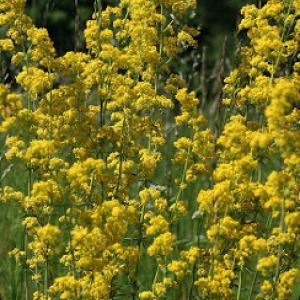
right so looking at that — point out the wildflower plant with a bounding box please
[0,0,299,299]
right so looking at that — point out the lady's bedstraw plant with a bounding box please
[0,0,299,299]
[196,0,300,299]
[0,0,213,299]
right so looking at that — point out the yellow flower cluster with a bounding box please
[196,0,300,298]
[0,0,211,299]
[1,0,299,299]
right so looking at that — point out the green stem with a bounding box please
[237,266,243,300]
[247,268,258,300]
[44,255,49,299]
[274,196,285,287]
[24,229,29,300]
[175,145,191,203]
[151,266,160,292]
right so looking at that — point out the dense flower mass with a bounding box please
[0,0,299,299]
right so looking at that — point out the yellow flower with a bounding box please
[0,38,14,51]
[139,291,157,300]
[261,280,273,294]
[257,255,278,276]
[16,67,55,99]
[146,215,169,236]
[167,260,188,280]
[277,269,300,299]
[148,232,174,257]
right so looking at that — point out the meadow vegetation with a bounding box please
[0,0,299,299]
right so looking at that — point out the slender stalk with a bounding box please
[188,259,197,300]
[115,116,126,196]
[274,196,285,288]
[24,49,32,300]
[175,145,191,203]
[24,229,29,300]
[237,266,243,300]
[151,266,160,293]
[247,268,258,300]
[188,219,201,300]
[44,254,49,299]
